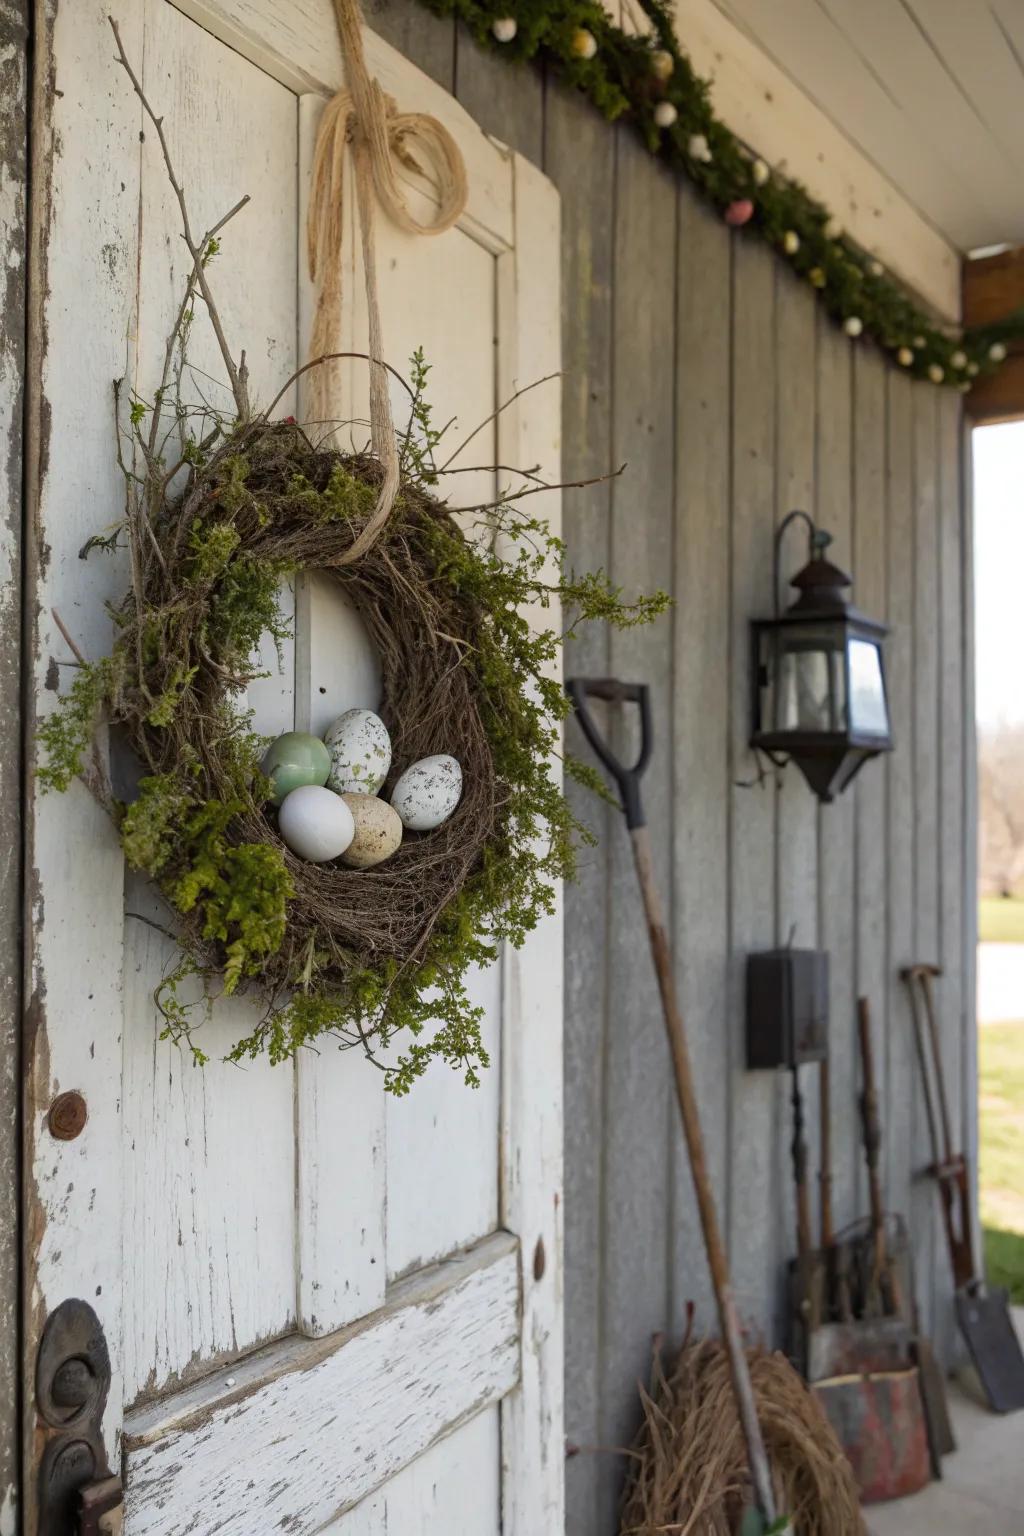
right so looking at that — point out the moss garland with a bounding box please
[419,0,1024,385]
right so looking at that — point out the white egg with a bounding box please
[278,785,355,862]
[390,754,463,832]
[324,708,392,795]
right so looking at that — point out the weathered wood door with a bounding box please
[24,3,562,1532]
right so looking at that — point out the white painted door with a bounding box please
[25,4,563,1533]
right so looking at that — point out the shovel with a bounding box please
[567,677,783,1534]
[903,964,1024,1414]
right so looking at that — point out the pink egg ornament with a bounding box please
[725,199,754,228]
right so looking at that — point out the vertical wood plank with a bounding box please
[598,129,676,1519]
[670,186,732,1337]
[728,237,777,1341]
[23,5,144,1513]
[546,82,615,1536]
[852,349,889,1219]
[365,0,455,90]
[497,152,564,1536]
[911,381,941,1337]
[935,387,965,1363]
[885,372,917,1275]
[773,272,819,1336]
[815,317,856,1237]
[0,4,27,1528]
[454,26,544,165]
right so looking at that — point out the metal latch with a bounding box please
[36,1299,122,1536]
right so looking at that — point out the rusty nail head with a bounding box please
[49,1090,88,1141]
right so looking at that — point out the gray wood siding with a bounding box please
[367,10,976,1528]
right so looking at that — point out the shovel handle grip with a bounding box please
[566,677,653,829]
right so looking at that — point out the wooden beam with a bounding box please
[964,246,1024,424]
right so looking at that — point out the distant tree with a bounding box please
[979,727,1024,898]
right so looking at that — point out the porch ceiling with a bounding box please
[707,0,1024,257]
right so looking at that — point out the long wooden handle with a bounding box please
[630,827,778,1527]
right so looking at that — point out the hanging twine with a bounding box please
[307,0,469,564]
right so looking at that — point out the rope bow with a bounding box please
[307,0,469,564]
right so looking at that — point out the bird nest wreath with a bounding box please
[41,19,667,1091]
[42,397,669,1092]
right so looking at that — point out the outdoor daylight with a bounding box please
[2,2,1023,1533]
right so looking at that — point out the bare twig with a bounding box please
[449,461,627,513]
[51,608,88,667]
[108,16,251,420]
[438,372,561,471]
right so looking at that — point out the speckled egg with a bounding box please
[278,784,355,863]
[340,793,403,869]
[390,754,463,832]
[262,731,331,807]
[324,709,392,795]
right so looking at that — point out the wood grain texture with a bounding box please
[814,316,856,1238]
[670,185,732,1338]
[546,81,615,1536]
[911,383,941,1337]
[728,237,778,1341]
[365,0,455,91]
[0,4,26,1528]
[23,5,146,1511]
[884,371,918,1270]
[123,1234,520,1536]
[322,1406,501,1534]
[454,23,544,166]
[598,129,677,1519]
[496,150,565,1536]
[851,348,889,1218]
[773,270,819,1334]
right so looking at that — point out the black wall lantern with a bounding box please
[751,510,893,802]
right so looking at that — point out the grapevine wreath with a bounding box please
[41,20,667,1092]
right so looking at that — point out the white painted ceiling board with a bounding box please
[704,0,1024,252]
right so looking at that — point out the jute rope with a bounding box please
[307,0,469,563]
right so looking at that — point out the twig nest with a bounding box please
[391,754,463,832]
[340,794,403,869]
[571,27,598,60]
[279,785,355,863]
[725,198,754,227]
[650,48,674,81]
[491,16,517,42]
[653,101,679,129]
[263,732,331,806]
[325,708,391,795]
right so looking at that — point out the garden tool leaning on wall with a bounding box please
[567,677,785,1533]
[790,997,930,1503]
[903,963,1024,1413]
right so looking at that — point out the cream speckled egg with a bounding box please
[390,754,463,832]
[324,708,392,795]
[340,793,403,869]
[278,785,355,862]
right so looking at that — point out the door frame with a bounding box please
[22,3,563,1530]
[1,3,29,1530]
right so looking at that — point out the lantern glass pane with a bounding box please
[774,624,846,733]
[847,638,888,736]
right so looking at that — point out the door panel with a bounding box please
[27,2,563,1530]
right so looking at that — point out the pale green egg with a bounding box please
[262,732,331,806]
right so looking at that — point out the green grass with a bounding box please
[979,895,1024,944]
[979,1019,1024,1302]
